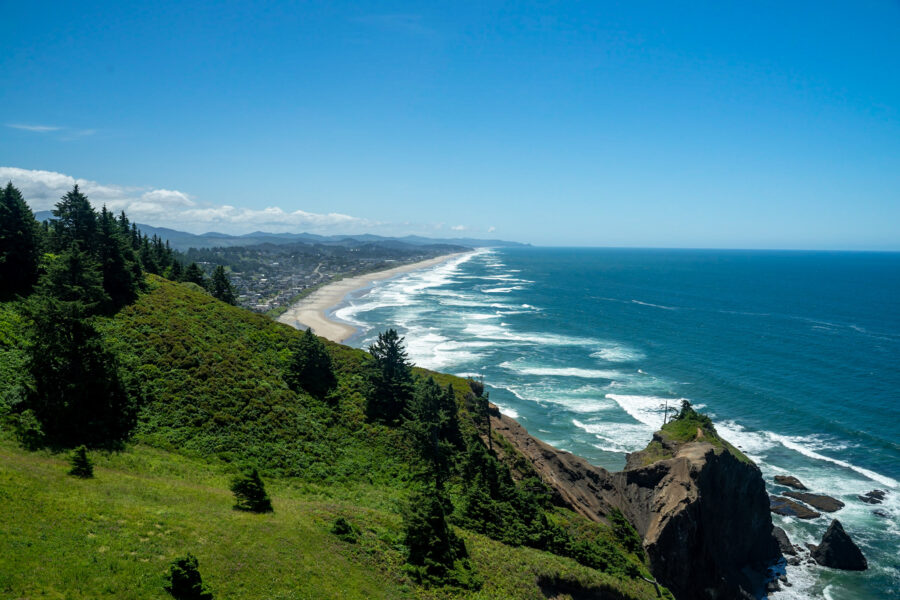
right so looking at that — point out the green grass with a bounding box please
[635,440,675,467]
[658,409,753,465]
[0,439,662,599]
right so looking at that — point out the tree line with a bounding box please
[0,182,238,447]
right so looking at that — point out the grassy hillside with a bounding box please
[0,275,667,599]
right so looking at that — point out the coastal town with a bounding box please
[182,240,468,314]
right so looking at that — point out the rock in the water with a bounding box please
[787,556,801,566]
[873,509,890,519]
[773,526,796,555]
[810,520,868,571]
[783,491,845,512]
[770,495,821,519]
[859,490,886,504]
[774,475,808,490]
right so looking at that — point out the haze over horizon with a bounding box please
[2,1,899,250]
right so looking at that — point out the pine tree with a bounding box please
[183,262,207,287]
[97,206,142,311]
[285,328,337,398]
[68,445,94,478]
[165,554,214,600]
[230,467,273,513]
[23,290,135,447]
[365,329,414,424]
[406,378,462,487]
[0,182,42,299]
[52,185,97,253]
[167,259,184,281]
[403,483,478,588]
[40,246,110,312]
[210,265,236,304]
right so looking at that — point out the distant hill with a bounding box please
[33,211,529,251]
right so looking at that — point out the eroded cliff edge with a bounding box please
[490,404,781,600]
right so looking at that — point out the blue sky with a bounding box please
[2,1,898,249]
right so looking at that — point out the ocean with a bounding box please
[334,247,900,599]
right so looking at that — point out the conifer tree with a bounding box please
[97,206,142,310]
[230,467,273,513]
[165,554,214,600]
[210,265,236,304]
[0,182,41,299]
[52,185,97,253]
[167,259,184,281]
[403,483,478,588]
[365,329,414,424]
[285,328,337,398]
[406,378,462,486]
[68,445,94,478]
[24,291,135,447]
[22,254,135,447]
[183,262,207,287]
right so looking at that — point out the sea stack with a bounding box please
[810,520,868,571]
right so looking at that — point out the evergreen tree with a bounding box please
[230,467,273,513]
[210,265,236,304]
[23,291,136,447]
[285,328,337,398]
[139,234,160,274]
[40,246,109,312]
[0,182,42,299]
[167,258,184,281]
[403,483,478,588]
[52,185,97,253]
[68,445,94,478]
[97,206,142,310]
[365,329,414,424]
[183,262,207,287]
[165,554,214,600]
[406,378,462,486]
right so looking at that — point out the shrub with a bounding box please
[230,467,273,513]
[330,516,360,543]
[68,445,94,478]
[164,553,213,600]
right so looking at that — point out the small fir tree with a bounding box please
[0,182,42,299]
[52,184,98,253]
[68,445,94,478]
[230,467,273,513]
[210,265,236,305]
[285,328,337,398]
[365,329,414,424]
[164,553,213,600]
[183,262,207,287]
[403,483,479,589]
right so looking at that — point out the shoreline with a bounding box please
[276,252,470,342]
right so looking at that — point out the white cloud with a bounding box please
[6,123,62,132]
[0,167,517,241]
[0,166,374,234]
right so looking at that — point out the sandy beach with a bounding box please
[277,252,469,343]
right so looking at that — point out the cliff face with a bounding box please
[491,412,781,600]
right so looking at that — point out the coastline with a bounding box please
[276,252,470,342]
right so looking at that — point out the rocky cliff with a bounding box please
[490,409,782,600]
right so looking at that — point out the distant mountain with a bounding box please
[33,211,528,251]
